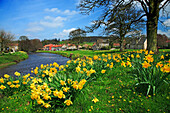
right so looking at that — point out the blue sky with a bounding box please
[0,0,169,41]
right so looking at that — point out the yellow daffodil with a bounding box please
[44,103,51,108]
[10,84,15,88]
[0,77,4,83]
[156,62,163,68]
[93,55,98,60]
[15,84,20,88]
[64,100,73,106]
[0,85,6,90]
[136,54,140,58]
[37,99,44,105]
[4,74,10,79]
[144,54,154,62]
[43,93,51,100]
[142,61,151,68]
[63,87,70,92]
[14,71,20,76]
[60,80,66,86]
[76,66,81,73]
[161,55,164,59]
[53,89,59,97]
[101,70,106,74]
[92,97,99,103]
[7,81,12,85]
[161,64,170,73]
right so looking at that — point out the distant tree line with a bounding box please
[19,36,43,52]
[41,38,60,46]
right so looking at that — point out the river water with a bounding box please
[0,53,70,77]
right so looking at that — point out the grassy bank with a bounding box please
[37,49,170,59]
[0,51,28,68]
[0,49,169,113]
[37,49,120,59]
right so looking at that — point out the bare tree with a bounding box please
[104,4,144,51]
[0,30,15,51]
[69,28,86,49]
[78,0,169,52]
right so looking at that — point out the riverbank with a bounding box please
[0,51,28,68]
[37,49,170,59]
[36,49,120,59]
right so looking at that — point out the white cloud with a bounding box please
[45,8,78,16]
[45,8,60,13]
[25,26,44,32]
[53,28,76,39]
[40,16,67,28]
[158,29,170,37]
[25,22,44,32]
[164,19,170,26]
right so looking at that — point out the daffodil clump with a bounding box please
[0,72,31,96]
[30,55,116,109]
[118,50,170,95]
[30,62,89,109]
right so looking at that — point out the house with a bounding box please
[8,43,19,52]
[61,44,67,51]
[51,44,63,51]
[67,44,77,50]
[43,44,54,50]
[92,43,99,50]
[126,37,147,49]
[78,45,82,49]
[92,39,110,50]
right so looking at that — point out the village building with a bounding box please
[92,39,110,50]
[126,37,147,49]
[67,44,77,50]
[8,43,19,52]
[43,44,54,50]
[51,44,63,51]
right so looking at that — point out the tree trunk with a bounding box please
[120,36,124,52]
[146,2,160,53]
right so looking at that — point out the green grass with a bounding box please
[0,51,28,68]
[0,49,169,113]
[0,66,169,113]
[37,49,170,59]
[37,49,120,59]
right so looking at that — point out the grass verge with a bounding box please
[0,51,28,69]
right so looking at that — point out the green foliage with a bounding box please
[0,49,169,112]
[0,51,28,68]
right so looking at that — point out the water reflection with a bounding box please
[0,53,70,77]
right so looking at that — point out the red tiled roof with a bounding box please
[92,43,96,46]
[113,43,120,46]
[166,40,170,43]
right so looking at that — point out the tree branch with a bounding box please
[159,0,169,10]
[136,0,149,14]
[131,14,147,23]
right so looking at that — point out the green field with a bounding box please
[0,51,28,68]
[0,49,169,113]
